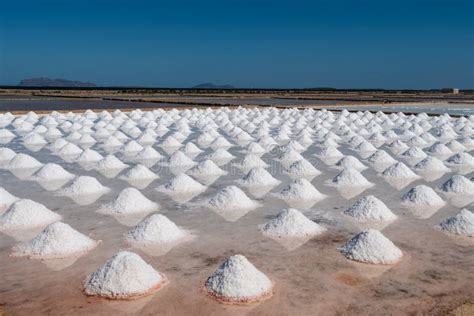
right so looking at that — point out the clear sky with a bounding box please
[1,0,473,89]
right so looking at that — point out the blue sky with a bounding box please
[1,0,473,88]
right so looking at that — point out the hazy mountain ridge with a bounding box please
[18,78,96,87]
[192,82,235,89]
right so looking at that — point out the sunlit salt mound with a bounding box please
[354,141,377,153]
[125,214,188,245]
[0,187,18,211]
[339,229,402,265]
[286,159,321,179]
[98,187,159,216]
[30,163,75,182]
[135,146,163,160]
[156,173,206,195]
[0,199,61,231]
[327,167,373,187]
[11,222,99,259]
[76,149,103,163]
[445,152,474,167]
[206,186,260,211]
[413,156,450,173]
[238,167,280,187]
[23,133,47,146]
[187,160,227,179]
[232,154,268,171]
[437,209,474,237]
[56,176,111,196]
[381,162,420,180]
[0,147,16,164]
[5,153,43,170]
[58,142,83,156]
[334,156,367,171]
[0,129,15,139]
[260,208,326,238]
[165,151,196,167]
[366,150,397,166]
[119,164,158,182]
[94,155,128,171]
[438,175,474,195]
[401,185,445,207]
[83,251,168,299]
[204,254,273,304]
[275,179,326,202]
[343,195,397,222]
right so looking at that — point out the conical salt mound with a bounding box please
[98,187,159,216]
[119,164,158,181]
[335,156,367,171]
[233,154,268,171]
[438,175,474,195]
[401,185,445,207]
[11,222,99,259]
[206,186,259,211]
[94,155,128,171]
[343,195,397,222]
[204,254,273,304]
[366,150,397,165]
[239,167,280,187]
[156,173,206,194]
[56,176,111,196]
[6,153,43,170]
[77,149,103,163]
[187,160,227,177]
[437,209,474,237]
[381,162,420,179]
[30,163,75,181]
[83,251,169,299]
[0,187,18,211]
[413,156,450,173]
[0,147,16,164]
[260,208,326,238]
[339,229,402,264]
[286,159,322,179]
[166,151,196,167]
[126,214,189,244]
[0,199,61,230]
[275,179,326,202]
[328,168,373,187]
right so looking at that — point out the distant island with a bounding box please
[18,78,96,87]
[192,82,235,89]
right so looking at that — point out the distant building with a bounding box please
[453,88,460,94]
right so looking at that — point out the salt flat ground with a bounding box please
[0,108,473,315]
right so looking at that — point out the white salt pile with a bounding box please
[11,222,99,259]
[437,209,474,237]
[187,159,227,177]
[366,150,397,166]
[0,187,18,211]
[343,195,397,222]
[446,152,474,167]
[260,208,326,238]
[30,163,75,182]
[58,142,83,156]
[156,173,206,195]
[94,155,128,171]
[135,146,162,160]
[204,254,273,304]
[401,185,445,207]
[119,164,158,182]
[83,251,169,299]
[413,156,450,173]
[5,153,43,170]
[0,199,61,231]
[121,140,144,154]
[165,151,196,168]
[275,179,326,202]
[125,214,189,245]
[76,149,103,163]
[56,176,111,196]
[381,162,420,180]
[23,133,47,146]
[206,186,260,211]
[0,148,16,165]
[327,167,373,188]
[98,187,159,216]
[334,156,367,171]
[205,148,235,165]
[278,149,304,168]
[339,229,403,265]
[238,167,280,187]
[286,159,322,179]
[232,154,268,171]
[438,175,474,195]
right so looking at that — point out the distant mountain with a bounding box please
[18,78,96,87]
[192,82,235,89]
